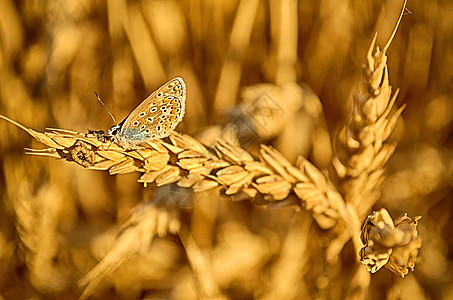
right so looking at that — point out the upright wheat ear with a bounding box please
[327,0,420,279]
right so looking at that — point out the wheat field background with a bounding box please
[0,0,452,299]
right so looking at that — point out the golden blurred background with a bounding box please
[0,0,452,299]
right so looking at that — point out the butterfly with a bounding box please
[101,77,186,149]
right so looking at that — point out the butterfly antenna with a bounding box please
[94,91,117,125]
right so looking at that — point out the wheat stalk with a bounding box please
[179,228,227,299]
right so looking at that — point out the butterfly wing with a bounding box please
[119,77,186,144]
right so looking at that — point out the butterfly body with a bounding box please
[105,77,186,148]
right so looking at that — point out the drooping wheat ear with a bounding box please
[0,114,343,230]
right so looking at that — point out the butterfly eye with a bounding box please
[140,125,146,130]
[133,121,139,126]
[139,112,146,117]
